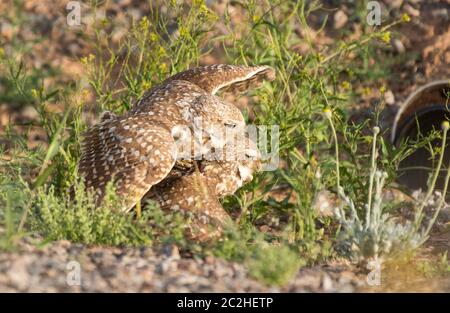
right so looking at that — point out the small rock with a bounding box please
[19,106,39,122]
[391,38,405,54]
[58,240,72,249]
[214,262,234,278]
[177,259,199,273]
[404,4,420,17]
[431,8,449,20]
[174,274,199,285]
[67,43,82,56]
[204,255,215,265]
[290,270,321,290]
[117,0,133,7]
[384,90,395,105]
[111,28,127,44]
[0,22,14,40]
[334,10,348,29]
[8,259,30,291]
[162,244,180,260]
[166,285,191,293]
[313,190,337,217]
[125,8,142,21]
[321,274,334,292]
[388,0,403,9]
[157,259,178,274]
[99,265,117,278]
[139,247,154,258]
[140,268,154,281]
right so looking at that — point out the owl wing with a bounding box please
[78,114,177,212]
[132,64,274,114]
[165,64,275,95]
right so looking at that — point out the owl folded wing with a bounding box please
[78,114,177,211]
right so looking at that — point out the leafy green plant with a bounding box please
[248,243,303,286]
[0,174,30,251]
[29,178,192,247]
[416,252,450,278]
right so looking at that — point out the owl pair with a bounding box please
[78,64,275,239]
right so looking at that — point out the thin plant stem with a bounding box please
[417,121,450,242]
[366,127,380,229]
[419,162,450,245]
[416,124,449,222]
[324,109,340,192]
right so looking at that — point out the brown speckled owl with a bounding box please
[78,64,275,231]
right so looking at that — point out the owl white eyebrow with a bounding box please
[211,66,270,95]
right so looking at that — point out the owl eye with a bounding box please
[224,122,236,128]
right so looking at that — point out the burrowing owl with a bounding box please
[78,64,275,216]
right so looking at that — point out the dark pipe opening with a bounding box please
[395,105,450,191]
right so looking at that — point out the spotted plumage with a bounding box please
[78,64,275,235]
[146,137,260,240]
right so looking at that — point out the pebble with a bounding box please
[321,274,334,292]
[431,8,449,20]
[333,10,348,29]
[388,0,403,9]
[384,90,396,105]
[404,4,420,17]
[8,259,30,291]
[391,39,406,54]
[0,22,14,40]
[162,244,180,260]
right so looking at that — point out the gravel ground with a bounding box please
[0,240,366,292]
